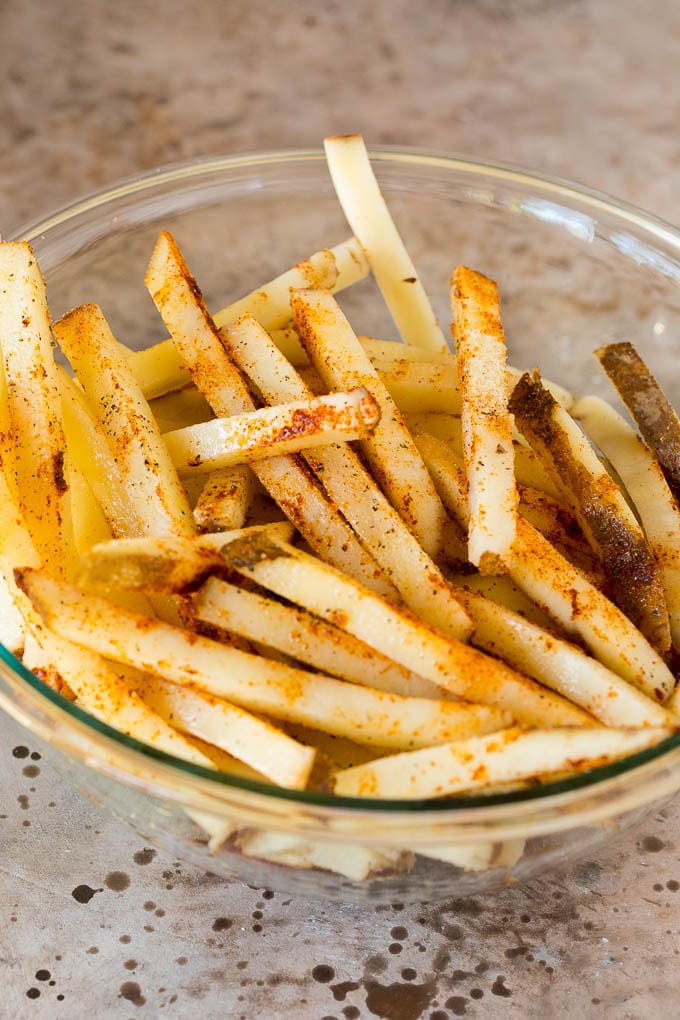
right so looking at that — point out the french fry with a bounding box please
[509,371,671,656]
[333,726,674,799]
[219,531,591,727]
[126,673,316,789]
[144,230,395,598]
[415,432,676,701]
[0,242,76,577]
[456,587,674,728]
[193,466,252,531]
[54,303,195,539]
[451,266,518,573]
[291,288,452,560]
[127,237,369,400]
[574,394,680,653]
[220,313,472,637]
[18,568,508,750]
[163,387,381,474]
[191,575,445,699]
[234,828,414,881]
[596,341,680,506]
[150,384,213,433]
[417,839,526,872]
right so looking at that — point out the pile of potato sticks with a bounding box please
[1,133,680,877]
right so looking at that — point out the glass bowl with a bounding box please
[3,147,680,904]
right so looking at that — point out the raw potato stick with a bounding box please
[126,674,316,789]
[509,371,670,656]
[128,237,369,400]
[54,303,196,539]
[291,287,451,560]
[574,394,680,653]
[333,726,674,799]
[219,531,592,728]
[191,575,445,699]
[324,133,449,354]
[415,432,676,702]
[451,265,518,573]
[163,387,381,474]
[220,313,472,639]
[596,341,680,505]
[18,569,509,750]
[0,242,76,577]
[144,230,395,598]
[193,466,252,531]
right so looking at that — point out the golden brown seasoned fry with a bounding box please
[451,266,518,573]
[193,467,252,532]
[509,371,671,657]
[596,341,680,506]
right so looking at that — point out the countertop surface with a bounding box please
[3,1,680,1017]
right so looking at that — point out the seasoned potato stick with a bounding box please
[417,839,526,872]
[0,572,25,654]
[191,576,444,699]
[128,237,369,399]
[574,394,680,652]
[220,314,472,636]
[360,337,453,370]
[76,523,295,595]
[415,432,676,701]
[292,288,451,559]
[145,230,393,597]
[193,466,252,531]
[126,674,316,789]
[0,242,75,576]
[19,569,507,750]
[150,384,213,433]
[510,371,670,656]
[58,369,143,539]
[220,532,591,727]
[457,587,673,727]
[235,829,413,881]
[596,341,680,505]
[163,387,381,474]
[451,266,518,573]
[406,411,562,498]
[324,133,448,353]
[54,304,195,538]
[333,726,673,799]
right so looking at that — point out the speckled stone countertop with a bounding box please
[3,1,680,1017]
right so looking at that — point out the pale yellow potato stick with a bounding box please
[54,304,195,539]
[416,433,676,702]
[456,587,674,728]
[219,313,472,637]
[417,839,526,872]
[451,266,518,573]
[126,674,316,789]
[127,237,369,399]
[333,726,673,799]
[574,394,680,654]
[510,371,671,657]
[19,569,507,750]
[0,242,75,577]
[150,384,213,433]
[193,466,252,531]
[163,387,381,474]
[144,230,394,597]
[324,134,449,353]
[219,531,591,728]
[76,524,296,595]
[58,368,143,539]
[234,829,413,881]
[360,337,453,370]
[191,575,445,699]
[0,573,25,654]
[291,288,451,560]
[405,411,562,498]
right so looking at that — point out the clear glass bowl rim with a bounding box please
[3,144,680,840]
